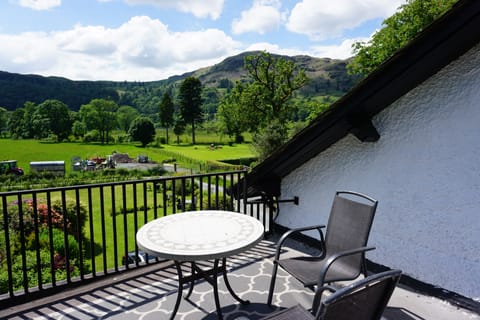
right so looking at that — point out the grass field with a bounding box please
[0,139,255,174]
[0,139,246,278]
[0,137,251,288]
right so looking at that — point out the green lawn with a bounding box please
[0,139,255,174]
[164,143,254,161]
[0,138,247,287]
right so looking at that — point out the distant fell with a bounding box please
[0,51,358,112]
[0,71,119,111]
[186,51,357,93]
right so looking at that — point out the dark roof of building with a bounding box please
[244,0,480,198]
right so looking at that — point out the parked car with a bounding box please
[122,250,158,265]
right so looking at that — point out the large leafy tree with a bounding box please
[79,99,118,144]
[348,0,458,76]
[117,105,139,133]
[129,116,155,147]
[22,101,37,139]
[178,77,203,144]
[7,108,25,138]
[217,82,249,143]
[159,92,175,144]
[218,51,309,159]
[242,52,309,130]
[32,99,72,141]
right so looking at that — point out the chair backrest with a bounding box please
[315,269,402,320]
[324,191,378,277]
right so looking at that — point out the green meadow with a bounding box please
[0,138,252,276]
[0,138,255,174]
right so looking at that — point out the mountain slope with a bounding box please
[0,71,119,111]
[0,51,358,112]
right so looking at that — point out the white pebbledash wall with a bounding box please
[279,43,480,300]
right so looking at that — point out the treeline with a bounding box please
[0,71,120,111]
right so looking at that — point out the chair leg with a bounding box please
[267,261,279,306]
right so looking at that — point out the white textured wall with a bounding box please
[279,43,480,300]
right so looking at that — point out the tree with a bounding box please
[173,119,186,145]
[348,0,458,76]
[218,51,309,158]
[117,105,139,133]
[128,116,155,147]
[159,92,175,144]
[32,99,72,141]
[22,101,37,139]
[242,51,309,129]
[79,99,118,144]
[0,107,8,137]
[178,77,203,144]
[72,120,87,139]
[252,119,288,161]
[7,108,25,138]
[217,82,248,143]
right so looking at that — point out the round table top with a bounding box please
[136,210,265,261]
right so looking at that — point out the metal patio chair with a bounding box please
[262,269,402,320]
[267,190,378,306]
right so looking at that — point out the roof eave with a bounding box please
[245,0,480,197]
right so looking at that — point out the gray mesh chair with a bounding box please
[267,191,378,306]
[262,269,402,320]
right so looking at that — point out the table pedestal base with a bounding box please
[171,257,249,320]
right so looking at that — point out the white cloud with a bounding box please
[0,16,240,81]
[18,0,61,10]
[124,0,224,20]
[310,37,369,59]
[286,0,404,40]
[56,25,117,55]
[244,42,305,57]
[243,37,366,60]
[0,32,59,72]
[232,0,283,35]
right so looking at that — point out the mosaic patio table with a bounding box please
[136,210,265,320]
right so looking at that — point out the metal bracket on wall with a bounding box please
[276,196,299,205]
[245,195,299,206]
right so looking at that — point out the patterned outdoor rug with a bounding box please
[4,240,314,320]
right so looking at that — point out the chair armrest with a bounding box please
[311,284,339,316]
[317,246,376,285]
[274,225,326,261]
[311,246,375,312]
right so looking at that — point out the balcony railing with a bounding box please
[0,169,273,308]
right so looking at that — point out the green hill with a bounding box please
[0,51,358,113]
[0,71,119,111]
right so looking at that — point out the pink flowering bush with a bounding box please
[0,198,89,293]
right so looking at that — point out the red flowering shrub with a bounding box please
[1,198,89,293]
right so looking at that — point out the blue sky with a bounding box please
[0,0,405,81]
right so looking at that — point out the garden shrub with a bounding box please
[146,166,166,176]
[0,198,89,294]
[199,192,233,211]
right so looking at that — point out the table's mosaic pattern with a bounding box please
[137,211,265,260]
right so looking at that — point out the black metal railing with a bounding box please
[0,169,273,307]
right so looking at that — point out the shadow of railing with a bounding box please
[0,240,284,320]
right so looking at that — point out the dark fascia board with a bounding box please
[245,0,480,195]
